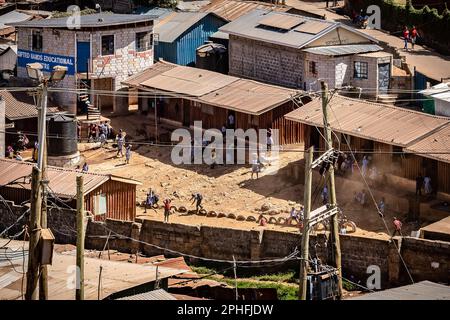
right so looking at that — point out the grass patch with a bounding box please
[221,279,298,300]
[251,271,297,284]
[342,279,358,291]
[190,266,218,275]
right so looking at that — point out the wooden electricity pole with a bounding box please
[76,175,85,300]
[299,146,314,300]
[320,81,343,298]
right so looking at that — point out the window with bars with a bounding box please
[101,35,114,56]
[308,61,317,76]
[354,61,368,79]
[32,30,43,51]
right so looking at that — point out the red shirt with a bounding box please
[403,30,409,38]
[393,219,402,230]
[411,29,417,38]
[164,200,171,210]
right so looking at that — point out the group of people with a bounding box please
[87,121,112,143]
[5,132,29,161]
[402,25,420,51]
[114,129,132,164]
[143,190,204,223]
[351,9,369,28]
[415,174,433,196]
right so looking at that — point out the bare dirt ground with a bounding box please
[78,113,425,240]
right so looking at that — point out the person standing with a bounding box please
[415,174,424,196]
[144,189,154,213]
[82,162,89,172]
[227,113,235,129]
[163,198,171,223]
[125,144,132,164]
[322,185,329,205]
[267,129,273,154]
[402,26,410,51]
[251,158,260,179]
[392,217,403,237]
[424,176,432,194]
[410,26,419,50]
[378,197,386,217]
[191,193,203,212]
[116,129,124,157]
[361,155,369,177]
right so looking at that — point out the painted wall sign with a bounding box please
[17,49,75,75]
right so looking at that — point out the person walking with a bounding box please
[144,189,154,213]
[415,174,424,196]
[361,155,369,177]
[116,129,125,157]
[191,193,203,212]
[251,158,260,179]
[392,217,403,237]
[424,176,432,194]
[163,198,171,223]
[402,26,410,51]
[82,162,89,172]
[378,197,386,217]
[410,26,419,50]
[125,144,132,164]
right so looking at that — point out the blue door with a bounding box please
[77,42,90,73]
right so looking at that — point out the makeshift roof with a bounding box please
[200,0,291,22]
[0,90,59,120]
[116,289,177,300]
[350,281,450,300]
[0,241,186,300]
[284,95,450,147]
[0,10,32,31]
[155,12,222,43]
[0,159,141,198]
[219,9,378,49]
[405,123,450,163]
[123,61,301,115]
[420,82,450,103]
[7,13,154,29]
[420,216,450,240]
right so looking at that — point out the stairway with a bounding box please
[78,81,101,120]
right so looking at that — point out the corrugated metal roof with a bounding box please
[350,281,450,300]
[117,289,177,300]
[200,0,291,21]
[302,44,383,56]
[405,123,450,163]
[0,159,141,198]
[258,13,304,30]
[219,9,377,49]
[294,20,330,35]
[420,216,450,236]
[0,90,59,120]
[122,62,177,88]
[141,62,240,97]
[155,12,210,43]
[284,95,450,147]
[0,241,186,300]
[0,10,32,30]
[210,30,229,40]
[420,83,450,103]
[123,61,300,115]
[7,13,154,28]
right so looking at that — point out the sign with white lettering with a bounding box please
[17,49,75,75]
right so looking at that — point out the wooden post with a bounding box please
[299,146,314,300]
[39,139,48,300]
[320,81,343,299]
[76,175,85,300]
[25,166,42,300]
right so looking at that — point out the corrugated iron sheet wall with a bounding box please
[85,180,136,222]
[438,161,450,194]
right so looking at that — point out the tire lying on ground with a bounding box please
[170,205,178,212]
[187,210,197,215]
[207,211,217,217]
[227,213,236,219]
[246,216,257,222]
[268,217,278,224]
[217,212,227,218]
[236,215,246,221]
[197,209,207,216]
[277,217,286,225]
[178,206,187,213]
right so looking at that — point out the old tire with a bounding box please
[217,212,227,218]
[227,213,236,219]
[246,216,257,222]
[178,206,187,213]
[197,209,207,216]
[268,217,277,224]
[170,205,178,212]
[277,217,286,225]
[236,215,246,221]
[206,210,217,217]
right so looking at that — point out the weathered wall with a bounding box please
[1,201,448,287]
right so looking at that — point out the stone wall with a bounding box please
[1,201,448,287]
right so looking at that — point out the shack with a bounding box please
[285,95,450,195]
[0,159,141,221]
[123,61,307,145]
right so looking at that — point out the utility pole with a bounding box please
[76,175,85,300]
[299,146,314,300]
[38,84,48,300]
[320,81,343,298]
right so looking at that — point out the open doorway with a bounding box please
[93,77,114,111]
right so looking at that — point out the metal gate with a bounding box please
[378,63,390,94]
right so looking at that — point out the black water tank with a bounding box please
[47,114,77,156]
[196,42,228,74]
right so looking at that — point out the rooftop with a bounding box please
[420,83,450,103]
[200,0,291,21]
[116,289,177,300]
[7,13,154,29]
[0,241,186,300]
[0,159,141,198]
[219,9,377,50]
[0,90,59,120]
[123,61,301,115]
[155,12,212,43]
[284,95,450,147]
[0,10,31,32]
[405,123,450,164]
[420,216,450,240]
[350,281,450,300]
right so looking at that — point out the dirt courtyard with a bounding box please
[81,128,422,240]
